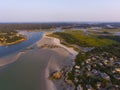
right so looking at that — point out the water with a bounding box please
[0,31,44,90]
[114,32,120,36]
[0,31,43,58]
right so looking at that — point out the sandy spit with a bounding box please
[0,32,78,90]
[36,32,78,56]
[36,32,78,90]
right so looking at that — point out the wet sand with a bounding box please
[0,52,25,67]
[36,32,78,90]
[0,32,78,90]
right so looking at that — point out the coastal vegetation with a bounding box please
[49,30,116,47]
[98,35,120,43]
[0,23,120,90]
[49,71,62,80]
[49,30,120,90]
[0,31,26,46]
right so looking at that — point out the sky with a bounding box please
[0,0,120,22]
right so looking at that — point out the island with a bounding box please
[0,31,26,46]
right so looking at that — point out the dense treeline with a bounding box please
[0,23,75,31]
[98,36,120,42]
[93,36,120,57]
[0,23,120,31]
[89,43,120,58]
[0,30,17,33]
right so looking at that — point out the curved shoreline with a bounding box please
[0,52,25,67]
[37,32,78,56]
[0,38,26,46]
[36,32,78,90]
[0,32,78,90]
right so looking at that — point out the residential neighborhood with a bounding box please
[67,52,120,90]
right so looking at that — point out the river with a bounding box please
[0,31,43,58]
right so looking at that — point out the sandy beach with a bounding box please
[0,32,78,90]
[37,32,78,90]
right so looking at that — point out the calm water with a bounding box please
[114,32,120,36]
[0,31,45,90]
[0,31,43,58]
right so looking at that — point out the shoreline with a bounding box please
[37,32,78,56]
[36,32,78,90]
[0,52,25,68]
[0,32,78,90]
[0,38,26,46]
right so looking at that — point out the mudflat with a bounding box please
[0,32,77,90]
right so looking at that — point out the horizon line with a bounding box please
[0,21,120,24]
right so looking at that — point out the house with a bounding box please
[86,65,91,71]
[86,84,94,90]
[77,85,83,90]
[114,74,120,80]
[96,82,101,89]
[75,65,80,69]
[115,68,120,73]
[101,73,110,80]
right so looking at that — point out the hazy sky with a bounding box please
[0,0,120,22]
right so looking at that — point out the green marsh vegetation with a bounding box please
[50,30,117,47]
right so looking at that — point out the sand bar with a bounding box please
[0,32,78,90]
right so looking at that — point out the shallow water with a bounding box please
[114,32,120,36]
[0,31,43,58]
[0,49,49,90]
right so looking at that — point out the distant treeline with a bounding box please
[0,23,120,31]
[0,23,73,31]
[98,36,120,42]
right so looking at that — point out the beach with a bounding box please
[0,32,78,90]
[37,32,78,90]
